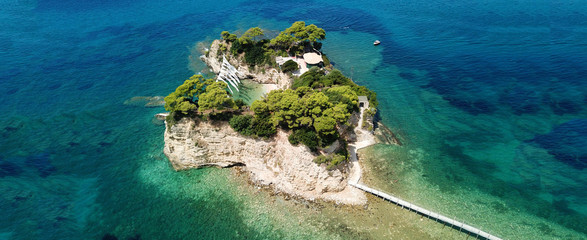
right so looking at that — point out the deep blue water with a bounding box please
[1,0,586,239]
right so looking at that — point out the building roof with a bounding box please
[358,96,369,102]
[303,52,323,65]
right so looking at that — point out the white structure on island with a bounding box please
[358,96,369,109]
[302,52,323,66]
[276,56,309,76]
[217,55,241,94]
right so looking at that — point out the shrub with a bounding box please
[312,153,348,170]
[244,44,267,66]
[290,128,319,151]
[221,31,237,42]
[227,34,237,42]
[313,42,322,51]
[292,67,324,89]
[281,59,299,73]
[219,43,227,52]
[327,154,346,170]
[230,39,244,55]
[323,69,352,86]
[234,99,246,108]
[229,114,276,138]
[208,111,234,121]
[336,140,348,157]
[229,115,253,135]
[321,54,330,67]
[319,131,339,148]
[165,112,180,128]
[288,133,300,145]
[221,31,230,41]
[313,155,329,164]
[251,116,276,138]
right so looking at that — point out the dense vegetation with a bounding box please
[165,22,379,170]
[288,128,320,151]
[219,21,327,68]
[270,21,326,55]
[313,154,347,170]
[252,86,355,137]
[228,114,276,138]
[293,68,378,108]
[281,59,299,73]
[163,74,236,125]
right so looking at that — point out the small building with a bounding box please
[302,52,323,67]
[358,96,369,109]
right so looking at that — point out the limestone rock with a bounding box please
[163,118,366,205]
[201,40,293,90]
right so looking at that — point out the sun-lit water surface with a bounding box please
[0,0,585,239]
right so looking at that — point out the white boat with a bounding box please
[373,40,381,45]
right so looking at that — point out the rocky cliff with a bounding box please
[163,118,367,205]
[201,40,293,90]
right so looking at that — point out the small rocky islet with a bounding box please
[162,22,386,205]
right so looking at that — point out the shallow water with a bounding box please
[1,0,585,239]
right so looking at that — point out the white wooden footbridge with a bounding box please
[349,108,502,240]
[349,182,503,240]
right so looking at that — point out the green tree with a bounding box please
[251,100,270,117]
[251,115,276,137]
[221,31,238,42]
[163,96,197,114]
[323,103,351,123]
[197,81,236,112]
[229,115,253,135]
[270,32,297,52]
[234,99,246,108]
[303,24,326,42]
[221,31,230,40]
[268,89,301,128]
[270,21,326,53]
[244,43,267,66]
[290,128,319,151]
[260,88,338,130]
[281,59,299,73]
[248,83,362,147]
[295,86,313,97]
[306,91,331,117]
[323,69,352,86]
[240,27,264,44]
[293,67,325,89]
[313,116,337,135]
[164,74,213,114]
[325,85,358,111]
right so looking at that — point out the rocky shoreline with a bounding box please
[201,40,292,90]
[163,118,367,205]
[161,39,392,205]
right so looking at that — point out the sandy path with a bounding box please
[348,107,377,185]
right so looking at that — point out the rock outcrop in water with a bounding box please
[163,118,367,205]
[123,96,165,108]
[162,37,378,205]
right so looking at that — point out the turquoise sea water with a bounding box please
[1,0,585,239]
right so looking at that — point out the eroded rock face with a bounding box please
[164,118,366,204]
[201,40,293,90]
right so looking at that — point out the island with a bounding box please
[162,22,383,205]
